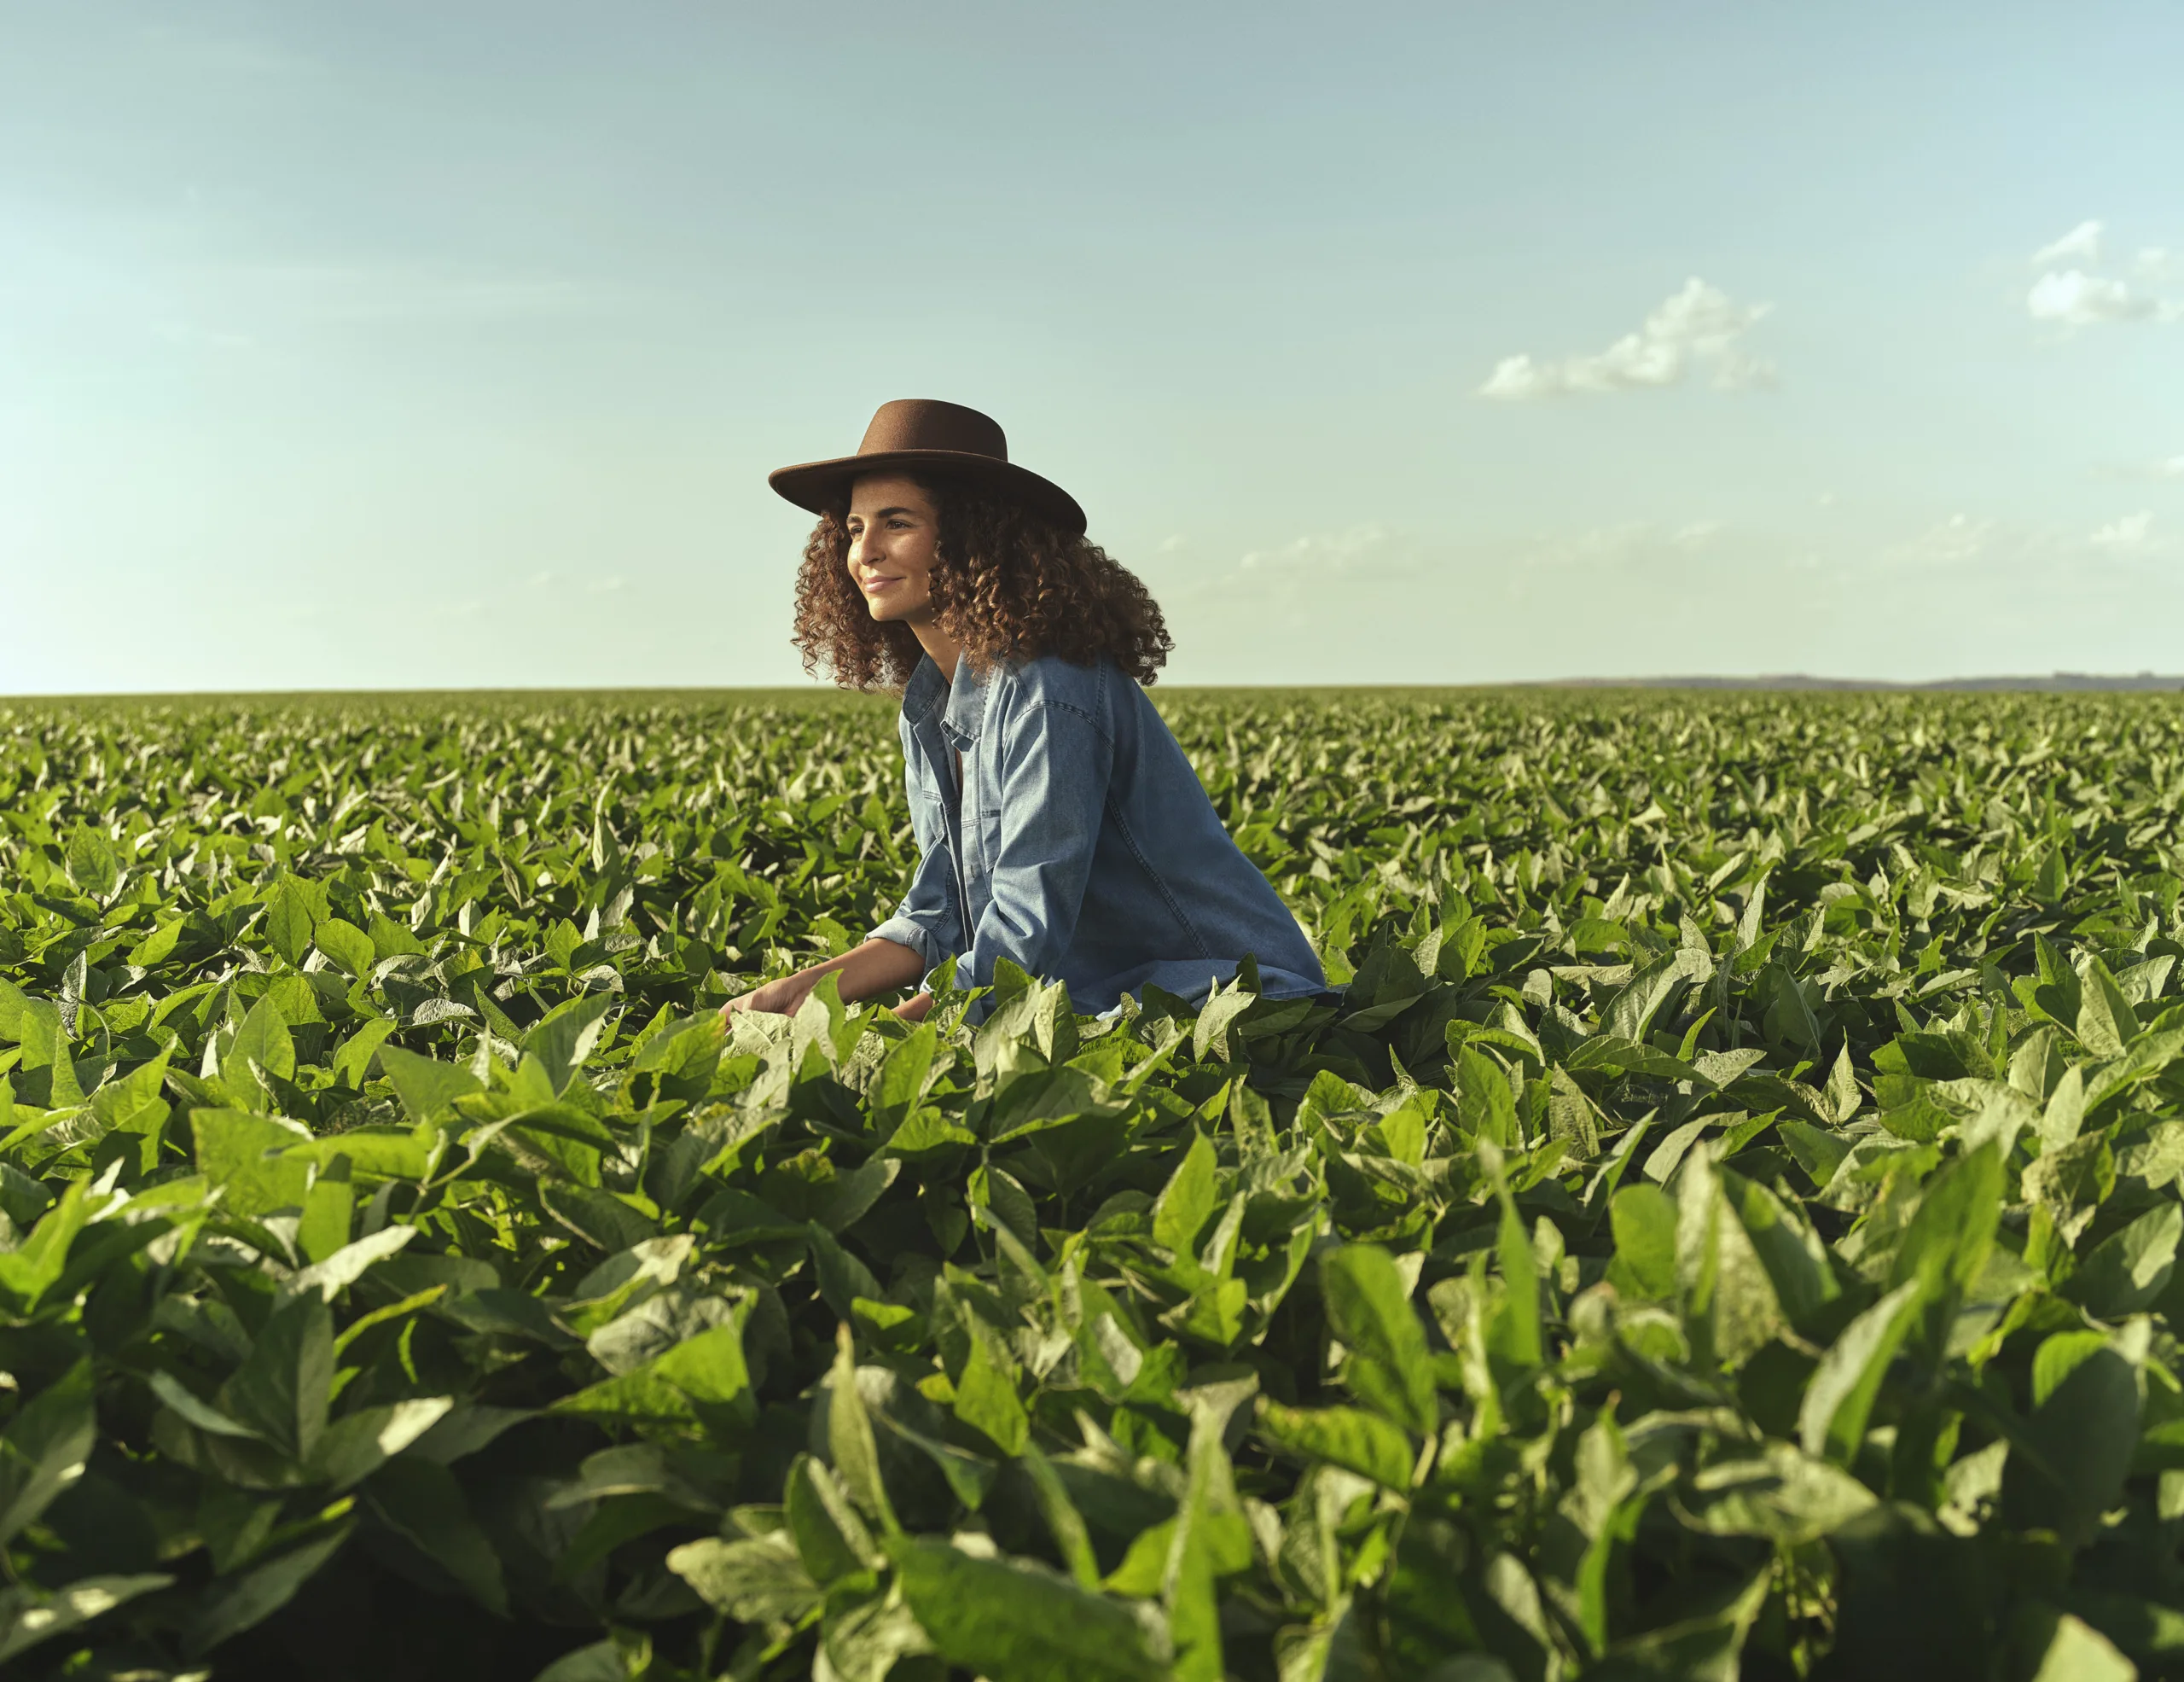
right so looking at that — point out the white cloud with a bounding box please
[1888,513,1994,567]
[2024,221,2182,329]
[2027,269,2160,327]
[1479,278,1774,400]
[1234,524,1406,577]
[2089,511,2154,551]
[1512,520,1742,572]
[2032,219,2104,266]
[1884,510,2168,570]
[2159,456,2184,480]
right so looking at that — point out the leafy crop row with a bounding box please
[4,688,2184,1680]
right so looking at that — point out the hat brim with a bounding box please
[768,450,1087,537]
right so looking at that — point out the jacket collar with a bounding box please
[900,653,950,728]
[901,652,996,749]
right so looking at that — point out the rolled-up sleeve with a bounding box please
[962,700,1112,996]
[870,840,961,976]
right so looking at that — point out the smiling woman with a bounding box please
[722,398,1327,1024]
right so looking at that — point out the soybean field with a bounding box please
[4,686,2184,1681]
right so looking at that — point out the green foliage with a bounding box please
[3,686,2184,1679]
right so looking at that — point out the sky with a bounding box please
[2,1,2179,693]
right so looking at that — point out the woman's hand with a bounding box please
[892,992,934,1022]
[721,973,822,1020]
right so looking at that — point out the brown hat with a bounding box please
[768,399,1087,535]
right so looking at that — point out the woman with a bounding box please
[725,399,1325,1023]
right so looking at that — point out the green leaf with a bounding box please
[1887,1141,2003,1351]
[284,1224,418,1301]
[1455,1046,1519,1146]
[2022,1609,2137,1682]
[666,1532,821,1624]
[1719,1168,1839,1331]
[0,1574,173,1666]
[192,1108,314,1218]
[1601,1564,1770,1679]
[221,1294,334,1460]
[364,1457,508,1614]
[313,916,378,980]
[62,827,121,901]
[1193,980,1258,1062]
[1492,1182,1542,1369]
[1609,1183,1679,1299]
[2004,1327,2146,1549]
[551,1318,753,1427]
[150,1371,260,1440]
[309,1397,455,1489]
[531,1633,653,1682]
[1826,1045,1861,1122]
[786,1454,880,1585]
[1321,1244,1437,1435]
[894,1537,1170,1681]
[2071,1203,2183,1319]
[1254,1400,1414,1487]
[873,1021,938,1134]
[0,1359,96,1546]
[1676,1441,1877,1545]
[828,1325,900,1535]
[378,1045,484,1124]
[262,876,324,967]
[1799,1280,1926,1464]
[368,912,426,961]
[183,1520,351,1656]
[953,1331,1031,1457]
[524,993,618,1096]
[1022,1445,1101,1590]
[0,1179,100,1312]
[220,992,296,1108]
[1153,1132,1218,1260]
[1604,952,1689,1042]
[2077,956,2141,1056]
[1763,963,1825,1056]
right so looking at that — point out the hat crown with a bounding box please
[856,399,1008,464]
[768,399,1083,534]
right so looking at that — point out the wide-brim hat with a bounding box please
[768,399,1087,536]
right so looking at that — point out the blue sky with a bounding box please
[3,2,2179,691]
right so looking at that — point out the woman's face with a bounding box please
[846,474,940,625]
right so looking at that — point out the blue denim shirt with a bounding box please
[869,652,1326,1016]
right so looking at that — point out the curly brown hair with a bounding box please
[790,474,1173,691]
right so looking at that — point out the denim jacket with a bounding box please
[869,652,1326,1016]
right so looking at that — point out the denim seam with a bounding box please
[1019,695,1112,742]
[1102,797,1214,961]
[980,698,1114,818]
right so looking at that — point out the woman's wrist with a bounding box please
[723,938,926,1018]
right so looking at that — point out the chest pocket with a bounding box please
[903,760,950,853]
[956,745,1006,879]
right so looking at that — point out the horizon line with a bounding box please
[8,672,2184,704]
